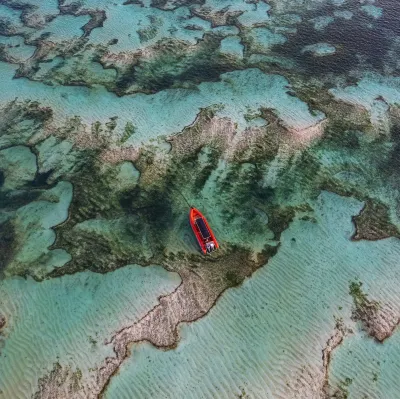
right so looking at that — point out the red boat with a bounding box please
[189,207,219,254]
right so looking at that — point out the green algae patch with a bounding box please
[0,100,52,149]
[0,220,15,275]
[335,377,353,399]
[2,181,73,279]
[349,281,369,309]
[48,105,299,277]
[35,136,86,183]
[121,121,136,143]
[32,48,118,91]
[115,35,243,94]
[33,363,84,399]
[137,20,160,43]
[0,146,37,190]
[50,158,165,274]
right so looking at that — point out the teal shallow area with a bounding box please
[88,1,210,53]
[15,0,60,16]
[0,5,26,32]
[219,36,243,58]
[0,36,36,62]
[333,10,353,20]
[360,5,383,19]
[0,0,400,396]
[236,1,271,26]
[330,74,400,110]
[301,42,336,57]
[311,16,335,31]
[0,265,181,399]
[104,193,400,398]
[246,27,287,52]
[6,181,73,278]
[0,62,323,143]
[330,331,400,398]
[196,0,271,26]
[0,146,36,190]
[30,15,91,42]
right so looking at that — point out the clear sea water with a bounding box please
[0,0,399,398]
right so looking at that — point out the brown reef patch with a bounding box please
[349,281,400,342]
[97,246,277,397]
[58,1,107,38]
[0,313,6,330]
[321,318,352,398]
[191,6,242,28]
[34,363,85,399]
[352,200,400,241]
[0,220,16,275]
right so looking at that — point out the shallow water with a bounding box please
[0,0,399,398]
[104,193,400,398]
[0,265,181,398]
[0,62,323,143]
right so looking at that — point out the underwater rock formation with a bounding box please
[0,313,5,330]
[34,363,84,399]
[350,281,400,342]
[352,200,400,241]
[0,0,400,397]
[322,318,352,398]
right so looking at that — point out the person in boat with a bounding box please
[206,241,216,253]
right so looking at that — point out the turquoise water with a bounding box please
[0,5,26,33]
[330,331,400,398]
[361,5,383,19]
[330,74,400,111]
[104,193,400,398]
[219,36,243,58]
[0,0,400,398]
[301,42,336,56]
[29,15,90,42]
[0,265,180,398]
[6,181,73,278]
[0,36,36,62]
[0,62,323,143]
[0,146,36,190]
[246,27,287,53]
[16,0,60,17]
[88,1,209,53]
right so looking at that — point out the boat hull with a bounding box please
[189,207,219,254]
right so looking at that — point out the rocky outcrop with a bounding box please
[0,313,6,330]
[349,281,400,342]
[321,318,352,398]
[34,363,86,399]
[352,200,400,241]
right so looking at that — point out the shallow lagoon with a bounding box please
[104,193,400,398]
[0,0,400,397]
[0,62,323,143]
[0,265,181,398]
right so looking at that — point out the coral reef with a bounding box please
[34,363,84,399]
[322,318,352,398]
[0,0,400,397]
[352,200,400,241]
[349,281,400,342]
